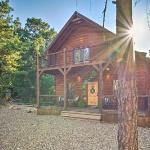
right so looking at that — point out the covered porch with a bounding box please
[36,46,150,127]
[36,57,150,119]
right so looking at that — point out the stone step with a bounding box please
[61,110,101,120]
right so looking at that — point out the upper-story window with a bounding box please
[73,47,90,64]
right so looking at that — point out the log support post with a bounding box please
[63,49,67,110]
[99,63,103,116]
[36,52,40,108]
[148,91,150,114]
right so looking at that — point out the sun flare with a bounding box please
[127,26,134,38]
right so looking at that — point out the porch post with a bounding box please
[36,52,40,108]
[63,49,67,110]
[99,63,103,115]
[148,91,150,114]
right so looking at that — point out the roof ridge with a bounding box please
[46,11,115,52]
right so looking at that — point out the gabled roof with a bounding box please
[47,11,115,52]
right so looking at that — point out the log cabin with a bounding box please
[37,11,150,126]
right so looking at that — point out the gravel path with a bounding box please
[0,106,150,150]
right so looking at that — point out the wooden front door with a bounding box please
[88,82,98,106]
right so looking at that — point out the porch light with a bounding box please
[77,76,82,82]
[106,67,110,71]
[106,74,110,80]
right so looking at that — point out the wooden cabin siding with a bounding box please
[46,12,149,112]
[136,69,148,95]
[55,54,149,108]
[136,54,149,96]
[55,66,98,98]
[103,71,113,95]
[62,26,103,49]
[47,23,112,66]
[55,74,83,97]
[135,53,149,111]
[55,75,64,96]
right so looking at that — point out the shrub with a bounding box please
[77,100,87,108]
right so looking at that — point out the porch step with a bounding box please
[61,110,101,120]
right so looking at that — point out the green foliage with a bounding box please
[77,100,87,108]
[0,0,22,97]
[40,75,55,95]
[0,0,57,101]
[82,80,88,96]
[12,70,35,99]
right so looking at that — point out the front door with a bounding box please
[88,82,98,106]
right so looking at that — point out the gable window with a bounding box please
[73,47,90,64]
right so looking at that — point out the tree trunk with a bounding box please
[117,61,138,150]
[116,0,138,149]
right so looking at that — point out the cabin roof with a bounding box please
[47,11,115,53]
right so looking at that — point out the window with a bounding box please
[74,49,81,64]
[82,48,90,62]
[73,47,90,64]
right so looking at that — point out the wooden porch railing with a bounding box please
[102,95,149,112]
[39,42,110,69]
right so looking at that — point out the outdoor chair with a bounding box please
[68,96,79,104]
[58,96,64,106]
[58,96,79,106]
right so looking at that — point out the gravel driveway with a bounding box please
[0,106,150,150]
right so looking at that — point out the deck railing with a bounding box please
[39,95,63,107]
[39,94,149,114]
[102,95,149,112]
[102,95,118,110]
[39,42,110,69]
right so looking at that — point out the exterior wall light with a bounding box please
[77,76,82,82]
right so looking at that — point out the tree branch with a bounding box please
[102,0,108,27]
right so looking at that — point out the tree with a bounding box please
[116,0,138,149]
[0,0,22,98]
[0,0,57,102]
[12,17,56,101]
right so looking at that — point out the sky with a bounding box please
[9,0,150,54]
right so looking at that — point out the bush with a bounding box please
[77,100,87,108]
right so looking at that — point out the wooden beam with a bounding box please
[66,66,72,74]
[39,60,105,73]
[66,60,104,69]
[92,64,99,72]
[36,53,40,108]
[39,70,44,77]
[58,68,64,75]
[103,59,112,71]
[63,49,67,110]
[99,63,103,118]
